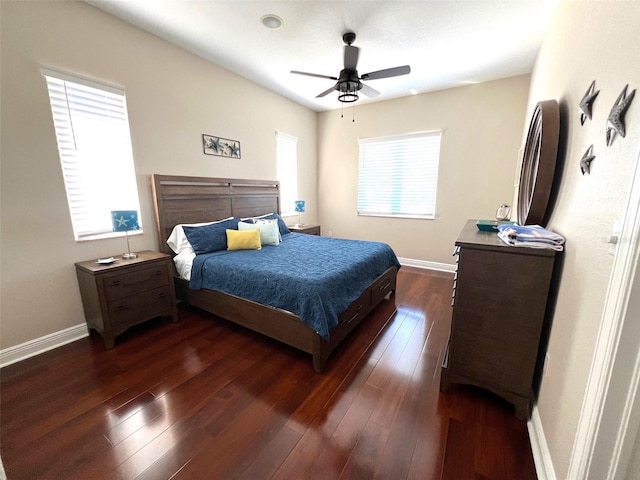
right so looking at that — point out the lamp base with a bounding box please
[122,252,138,259]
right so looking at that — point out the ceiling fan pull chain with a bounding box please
[352,104,356,122]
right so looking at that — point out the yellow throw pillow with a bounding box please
[226,228,262,251]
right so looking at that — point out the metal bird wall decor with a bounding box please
[579,80,599,125]
[606,84,636,146]
[580,144,596,175]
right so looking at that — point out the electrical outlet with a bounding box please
[328,230,333,237]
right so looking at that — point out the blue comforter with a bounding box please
[189,233,400,340]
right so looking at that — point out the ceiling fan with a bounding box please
[291,32,411,103]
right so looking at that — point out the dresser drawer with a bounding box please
[108,286,174,327]
[103,264,170,301]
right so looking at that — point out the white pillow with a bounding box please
[255,219,282,242]
[238,220,280,246]
[167,217,234,254]
[173,252,196,280]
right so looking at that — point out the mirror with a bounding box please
[517,99,560,226]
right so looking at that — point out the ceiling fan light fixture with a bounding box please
[338,91,359,103]
[261,14,282,29]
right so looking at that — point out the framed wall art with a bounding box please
[203,134,241,158]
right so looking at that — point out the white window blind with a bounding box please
[43,68,141,240]
[358,132,441,219]
[276,132,298,216]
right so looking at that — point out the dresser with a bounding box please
[75,251,178,348]
[440,220,558,419]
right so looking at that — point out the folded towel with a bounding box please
[497,224,565,251]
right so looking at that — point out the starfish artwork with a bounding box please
[212,137,223,153]
[580,144,596,175]
[114,216,129,228]
[579,80,599,126]
[606,84,636,146]
[202,134,241,158]
[204,136,222,153]
[229,142,241,158]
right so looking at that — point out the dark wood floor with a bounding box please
[0,267,537,480]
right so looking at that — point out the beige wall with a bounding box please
[525,1,640,478]
[0,1,317,349]
[317,76,530,265]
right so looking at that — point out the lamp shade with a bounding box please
[294,200,306,213]
[111,210,139,232]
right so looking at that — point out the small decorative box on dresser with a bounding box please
[75,250,178,348]
[440,220,558,419]
[289,224,321,236]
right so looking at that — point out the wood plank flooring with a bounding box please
[0,267,537,479]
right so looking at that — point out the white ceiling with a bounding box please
[86,0,558,112]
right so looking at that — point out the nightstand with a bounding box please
[289,224,321,235]
[75,250,178,348]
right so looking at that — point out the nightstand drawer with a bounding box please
[109,286,174,327]
[103,264,170,301]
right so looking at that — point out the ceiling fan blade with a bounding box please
[316,85,337,98]
[360,83,381,98]
[361,65,411,81]
[291,70,338,81]
[344,45,359,70]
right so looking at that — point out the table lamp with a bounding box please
[111,210,139,259]
[294,200,305,227]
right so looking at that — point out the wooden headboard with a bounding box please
[151,174,281,255]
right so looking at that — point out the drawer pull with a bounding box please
[110,280,122,287]
[378,280,391,291]
[116,305,128,311]
[153,270,163,276]
[348,305,364,324]
[158,292,167,299]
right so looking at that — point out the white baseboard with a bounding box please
[0,323,88,368]
[528,405,557,480]
[398,257,456,273]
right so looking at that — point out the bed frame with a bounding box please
[151,174,398,372]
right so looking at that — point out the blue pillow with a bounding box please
[183,217,239,254]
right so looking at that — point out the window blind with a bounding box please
[43,68,141,240]
[357,132,441,219]
[276,132,298,216]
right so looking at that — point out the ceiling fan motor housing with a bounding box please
[337,70,362,92]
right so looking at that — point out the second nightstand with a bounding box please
[289,224,321,236]
[75,250,178,348]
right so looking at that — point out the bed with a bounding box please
[151,174,400,372]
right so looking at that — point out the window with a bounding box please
[276,132,298,216]
[357,132,441,219]
[43,68,141,241]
